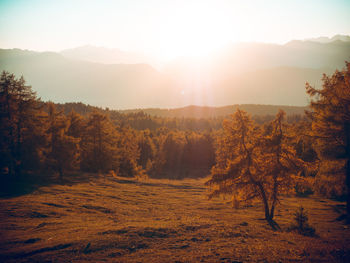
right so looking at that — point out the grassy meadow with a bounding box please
[0,174,349,262]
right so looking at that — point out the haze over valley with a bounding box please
[1,35,349,109]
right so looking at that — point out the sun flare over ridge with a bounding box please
[151,2,234,60]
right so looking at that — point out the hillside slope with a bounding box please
[0,175,348,262]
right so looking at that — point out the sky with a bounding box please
[0,0,350,60]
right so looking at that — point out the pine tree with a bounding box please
[137,129,155,170]
[207,110,264,214]
[117,127,140,177]
[45,103,80,179]
[206,109,304,228]
[66,110,85,139]
[306,62,350,223]
[80,111,120,173]
[0,71,42,176]
[261,110,305,220]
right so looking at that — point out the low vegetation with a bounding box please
[288,206,316,237]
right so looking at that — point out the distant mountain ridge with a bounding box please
[0,48,172,109]
[0,35,349,109]
[60,45,159,69]
[306,34,350,43]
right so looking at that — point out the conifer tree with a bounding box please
[117,127,140,177]
[207,110,264,214]
[0,71,42,176]
[80,111,119,173]
[137,129,155,170]
[45,103,80,179]
[206,109,304,227]
[66,110,85,139]
[261,110,305,220]
[306,62,350,223]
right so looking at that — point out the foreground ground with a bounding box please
[0,174,349,262]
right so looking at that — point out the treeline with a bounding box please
[55,102,223,132]
[0,71,312,182]
[0,71,215,180]
[121,104,306,119]
[1,62,349,217]
[54,102,306,132]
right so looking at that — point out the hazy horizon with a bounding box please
[1,34,349,65]
[1,38,348,109]
[1,0,350,61]
[1,0,350,109]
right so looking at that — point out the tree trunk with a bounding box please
[257,183,281,230]
[345,123,350,224]
[270,176,279,220]
[257,183,270,220]
[59,166,63,181]
[270,201,276,220]
[4,85,15,176]
[15,119,22,177]
[346,159,350,224]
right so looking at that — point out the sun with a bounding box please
[154,2,233,61]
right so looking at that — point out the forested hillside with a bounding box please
[121,104,307,119]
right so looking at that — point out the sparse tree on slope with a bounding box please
[206,109,304,228]
[261,110,305,220]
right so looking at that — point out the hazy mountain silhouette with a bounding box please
[0,48,172,108]
[61,45,159,68]
[306,34,350,43]
[165,38,349,77]
[0,36,349,109]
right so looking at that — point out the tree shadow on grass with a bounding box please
[0,172,97,198]
[0,171,206,199]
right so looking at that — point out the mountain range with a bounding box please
[0,35,349,109]
[60,45,159,69]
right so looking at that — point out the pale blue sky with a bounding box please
[1,0,349,59]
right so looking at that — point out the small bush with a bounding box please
[295,183,313,197]
[288,206,316,237]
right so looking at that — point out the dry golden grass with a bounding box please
[0,174,349,262]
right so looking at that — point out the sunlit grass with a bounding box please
[0,174,349,262]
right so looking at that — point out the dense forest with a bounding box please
[0,71,309,181]
[0,72,217,180]
[1,62,350,223]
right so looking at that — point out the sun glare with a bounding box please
[153,2,233,61]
